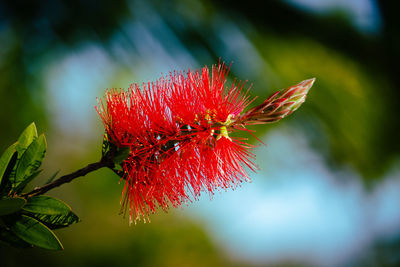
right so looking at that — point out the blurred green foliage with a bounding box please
[254,35,391,178]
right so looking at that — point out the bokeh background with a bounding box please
[1,0,400,266]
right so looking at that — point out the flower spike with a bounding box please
[96,63,314,223]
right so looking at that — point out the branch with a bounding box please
[22,157,113,198]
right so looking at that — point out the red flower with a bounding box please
[96,63,314,223]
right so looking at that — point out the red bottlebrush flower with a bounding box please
[96,63,314,223]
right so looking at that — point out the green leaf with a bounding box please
[15,169,43,193]
[13,134,46,191]
[114,164,123,171]
[32,213,80,229]
[16,122,38,156]
[0,197,26,216]
[0,152,17,195]
[23,196,71,216]
[0,142,18,186]
[101,132,112,157]
[0,226,31,248]
[45,170,60,184]
[113,146,130,165]
[11,215,63,250]
[23,196,80,228]
[1,123,39,194]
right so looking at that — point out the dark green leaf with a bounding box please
[11,215,63,250]
[32,212,80,229]
[15,169,43,193]
[1,123,39,194]
[0,142,18,185]
[114,164,123,171]
[0,197,26,216]
[23,196,71,215]
[102,132,111,157]
[113,146,130,165]
[23,195,80,228]
[0,152,17,195]
[45,170,60,184]
[0,226,32,248]
[16,122,38,156]
[13,134,46,191]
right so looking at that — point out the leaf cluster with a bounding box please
[0,123,79,250]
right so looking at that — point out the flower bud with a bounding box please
[239,78,315,125]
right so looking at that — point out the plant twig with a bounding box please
[22,157,113,198]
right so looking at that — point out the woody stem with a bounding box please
[21,156,114,198]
